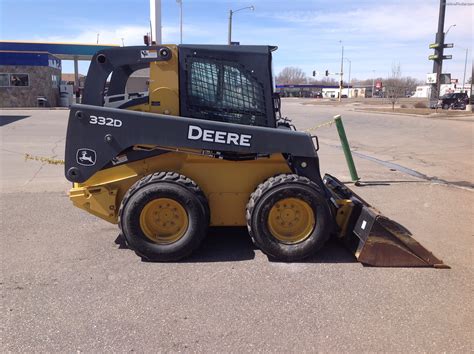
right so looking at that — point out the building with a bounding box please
[275,84,368,99]
[411,84,471,98]
[125,68,149,93]
[276,84,340,98]
[61,73,86,87]
[0,51,61,107]
[0,41,118,108]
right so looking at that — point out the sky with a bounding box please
[0,0,472,82]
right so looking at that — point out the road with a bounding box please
[1,104,473,352]
[281,99,474,187]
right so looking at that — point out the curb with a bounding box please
[1,107,70,111]
[353,108,473,120]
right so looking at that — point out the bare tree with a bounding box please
[403,76,422,94]
[384,63,406,111]
[307,77,338,85]
[275,67,307,85]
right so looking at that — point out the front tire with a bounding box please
[246,174,331,262]
[119,172,209,261]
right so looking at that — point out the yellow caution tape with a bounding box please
[24,154,65,165]
[304,118,335,133]
[22,119,335,166]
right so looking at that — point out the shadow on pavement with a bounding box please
[300,239,357,264]
[114,227,256,262]
[0,115,31,127]
[186,227,256,262]
[115,227,356,264]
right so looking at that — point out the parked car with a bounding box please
[438,92,469,110]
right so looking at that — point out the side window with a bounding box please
[52,74,60,87]
[189,60,219,103]
[186,57,267,126]
[0,73,9,87]
[10,74,29,87]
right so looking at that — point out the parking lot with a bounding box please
[1,101,473,351]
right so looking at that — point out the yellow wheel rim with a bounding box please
[139,198,189,244]
[267,197,315,244]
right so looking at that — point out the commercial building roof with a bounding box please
[0,51,61,67]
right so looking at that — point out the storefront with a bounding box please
[0,41,118,107]
[0,51,62,107]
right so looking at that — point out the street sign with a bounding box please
[426,73,437,84]
[444,43,454,48]
[442,55,452,60]
[429,43,440,49]
[428,54,439,60]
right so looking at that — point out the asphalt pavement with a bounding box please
[1,103,473,352]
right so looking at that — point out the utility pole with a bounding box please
[345,58,351,98]
[176,0,183,44]
[461,47,468,92]
[372,70,375,98]
[429,0,446,103]
[228,10,233,45]
[339,41,344,102]
[150,0,162,44]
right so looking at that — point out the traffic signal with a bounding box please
[325,70,329,76]
[312,70,316,77]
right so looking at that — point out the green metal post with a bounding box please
[334,115,360,182]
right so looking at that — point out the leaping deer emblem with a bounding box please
[79,151,93,164]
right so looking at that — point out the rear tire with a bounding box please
[119,172,209,261]
[246,174,331,261]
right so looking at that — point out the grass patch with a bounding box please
[359,108,473,115]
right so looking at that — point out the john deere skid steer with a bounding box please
[64,44,447,267]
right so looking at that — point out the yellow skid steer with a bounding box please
[64,44,447,267]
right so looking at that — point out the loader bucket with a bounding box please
[323,174,449,268]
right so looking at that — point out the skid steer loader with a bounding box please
[64,44,447,267]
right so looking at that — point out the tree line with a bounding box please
[275,66,422,93]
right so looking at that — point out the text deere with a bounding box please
[187,125,252,147]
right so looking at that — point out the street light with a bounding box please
[445,24,456,37]
[228,5,254,45]
[338,40,344,101]
[345,58,351,98]
[176,0,183,44]
[456,45,469,93]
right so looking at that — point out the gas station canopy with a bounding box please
[0,41,119,60]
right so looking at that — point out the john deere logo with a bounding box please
[76,148,96,166]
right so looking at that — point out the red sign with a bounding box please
[375,81,382,89]
[450,79,458,84]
